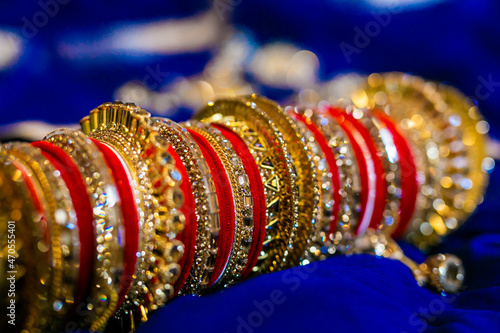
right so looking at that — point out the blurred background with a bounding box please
[0,0,499,140]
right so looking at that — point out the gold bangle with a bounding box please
[348,72,492,249]
[349,107,401,234]
[81,102,185,322]
[183,120,254,287]
[2,143,80,330]
[43,129,124,331]
[196,98,299,274]
[150,117,218,295]
[0,154,44,333]
[241,95,320,268]
[291,107,363,255]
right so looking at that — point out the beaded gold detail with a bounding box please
[196,98,299,274]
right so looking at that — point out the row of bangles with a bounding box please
[0,72,494,332]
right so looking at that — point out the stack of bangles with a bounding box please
[0,73,493,333]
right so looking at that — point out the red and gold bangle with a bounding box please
[287,106,341,260]
[371,109,419,239]
[184,121,254,287]
[168,145,197,295]
[241,95,320,268]
[211,123,267,280]
[42,129,124,331]
[2,143,80,331]
[150,117,218,295]
[31,141,94,325]
[0,156,45,333]
[80,102,185,325]
[346,107,402,234]
[196,98,299,274]
[312,108,362,252]
[89,139,139,309]
[187,127,235,288]
[343,72,492,249]
[327,107,386,237]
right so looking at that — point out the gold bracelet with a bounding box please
[3,143,81,330]
[349,107,401,234]
[196,98,299,274]
[0,153,45,333]
[241,95,320,268]
[292,107,363,255]
[150,117,218,295]
[183,120,254,287]
[81,102,185,324]
[43,129,124,331]
[347,72,491,249]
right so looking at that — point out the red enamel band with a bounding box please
[169,146,198,295]
[211,124,267,280]
[90,139,139,309]
[372,109,419,239]
[31,141,94,315]
[289,112,342,239]
[327,107,386,236]
[10,159,51,247]
[187,129,235,287]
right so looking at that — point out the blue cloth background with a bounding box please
[0,1,499,332]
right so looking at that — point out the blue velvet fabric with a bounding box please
[0,1,499,332]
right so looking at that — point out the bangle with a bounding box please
[371,109,419,239]
[0,148,48,333]
[168,145,198,295]
[210,124,267,280]
[90,139,139,310]
[185,121,254,287]
[327,107,387,237]
[312,108,363,252]
[80,102,185,323]
[150,117,218,295]
[196,98,299,274]
[242,95,320,268]
[31,140,95,325]
[352,72,491,249]
[286,106,340,260]
[3,143,80,331]
[346,107,402,235]
[43,129,124,331]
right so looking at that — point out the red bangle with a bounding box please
[327,107,387,236]
[289,113,342,239]
[371,109,419,239]
[90,139,139,309]
[169,146,198,295]
[187,129,235,287]
[31,141,95,315]
[211,124,267,280]
[10,160,51,246]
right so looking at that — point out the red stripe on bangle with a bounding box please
[289,112,342,239]
[372,109,418,239]
[187,129,235,287]
[211,124,267,280]
[327,108,387,235]
[169,146,197,295]
[10,160,51,247]
[31,141,94,316]
[90,139,139,309]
